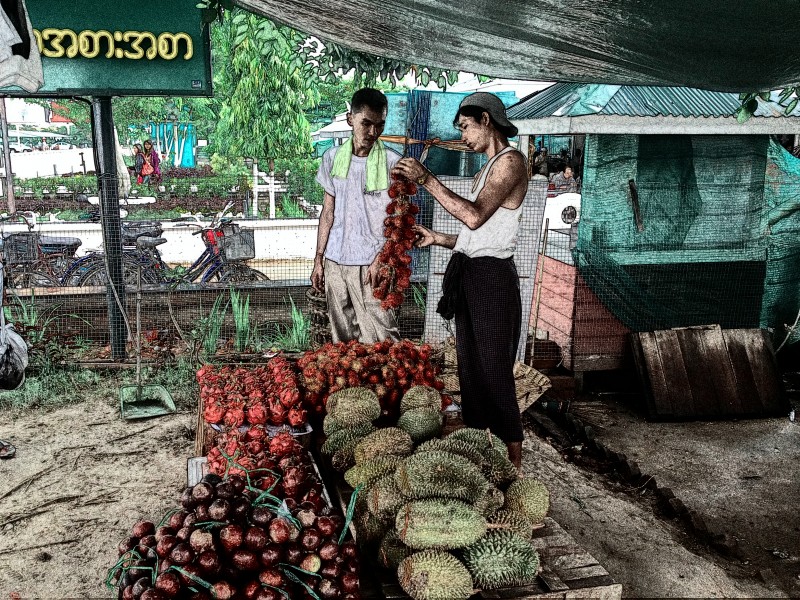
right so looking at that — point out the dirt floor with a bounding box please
[0,387,793,599]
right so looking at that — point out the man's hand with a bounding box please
[365,256,382,288]
[392,157,427,182]
[311,258,325,292]
[413,224,436,248]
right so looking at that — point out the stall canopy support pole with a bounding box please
[91,96,127,360]
[0,98,16,214]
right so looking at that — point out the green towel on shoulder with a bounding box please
[330,137,388,192]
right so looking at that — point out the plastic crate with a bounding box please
[219,225,255,261]
[2,233,39,263]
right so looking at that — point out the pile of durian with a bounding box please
[320,386,551,600]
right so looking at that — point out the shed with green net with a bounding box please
[508,84,800,372]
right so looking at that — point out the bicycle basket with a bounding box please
[218,224,255,261]
[2,233,39,263]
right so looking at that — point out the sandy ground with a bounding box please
[0,394,785,599]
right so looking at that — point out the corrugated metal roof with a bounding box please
[507,83,800,120]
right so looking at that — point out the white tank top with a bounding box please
[453,146,524,259]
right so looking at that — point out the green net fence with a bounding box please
[575,134,800,347]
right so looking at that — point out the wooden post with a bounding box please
[0,98,16,214]
[530,220,549,364]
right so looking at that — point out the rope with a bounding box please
[378,135,473,153]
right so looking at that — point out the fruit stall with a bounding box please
[105,177,620,599]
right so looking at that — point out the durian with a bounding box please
[446,427,508,458]
[394,450,489,503]
[487,509,534,540]
[320,422,375,456]
[461,530,540,589]
[397,551,474,600]
[322,414,344,436]
[395,499,487,550]
[503,478,550,524]
[368,473,405,520]
[415,437,484,466]
[354,427,414,463]
[400,385,442,414]
[327,387,381,426]
[481,447,519,487]
[473,485,505,516]
[344,455,403,489]
[378,530,414,570]
[397,408,443,443]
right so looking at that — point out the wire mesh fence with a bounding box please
[4,147,799,372]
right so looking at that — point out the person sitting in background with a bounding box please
[534,148,548,176]
[551,165,578,193]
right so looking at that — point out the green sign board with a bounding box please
[3,0,212,97]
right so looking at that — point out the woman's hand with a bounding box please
[392,157,428,183]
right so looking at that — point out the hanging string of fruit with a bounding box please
[373,174,420,310]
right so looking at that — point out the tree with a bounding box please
[210,9,319,165]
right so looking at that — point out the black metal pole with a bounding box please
[91,96,126,359]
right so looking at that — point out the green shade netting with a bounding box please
[574,134,800,346]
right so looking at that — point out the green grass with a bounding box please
[254,295,309,352]
[0,353,199,413]
[0,351,103,411]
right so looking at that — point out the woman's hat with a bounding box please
[459,92,518,137]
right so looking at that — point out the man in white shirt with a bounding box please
[312,88,401,343]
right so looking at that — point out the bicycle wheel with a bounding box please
[8,269,61,289]
[77,258,161,287]
[215,263,270,283]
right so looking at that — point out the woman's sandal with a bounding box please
[0,440,16,459]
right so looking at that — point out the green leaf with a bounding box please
[758,91,771,101]
[785,98,799,115]
[734,105,753,124]
[745,98,759,114]
[420,71,430,87]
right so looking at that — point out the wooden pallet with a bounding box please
[331,480,621,600]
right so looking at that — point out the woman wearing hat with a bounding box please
[392,92,528,469]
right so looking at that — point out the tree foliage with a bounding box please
[736,87,799,123]
[210,9,319,162]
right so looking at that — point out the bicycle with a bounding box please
[0,212,80,288]
[76,201,268,287]
[0,211,164,288]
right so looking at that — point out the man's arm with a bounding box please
[395,152,527,230]
[311,191,335,292]
[413,225,457,249]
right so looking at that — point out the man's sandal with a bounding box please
[0,440,16,459]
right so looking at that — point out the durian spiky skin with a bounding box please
[415,437,484,466]
[394,450,489,504]
[481,447,519,487]
[355,507,391,546]
[446,427,508,458]
[368,473,405,520]
[323,414,344,436]
[503,478,550,524]
[354,427,414,463]
[397,551,474,600]
[379,529,414,570]
[473,485,505,516]
[320,422,375,456]
[327,387,381,425]
[487,509,534,540]
[344,455,403,489]
[400,385,442,414]
[395,499,487,550]
[397,408,443,443]
[331,438,358,472]
[461,530,540,589]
